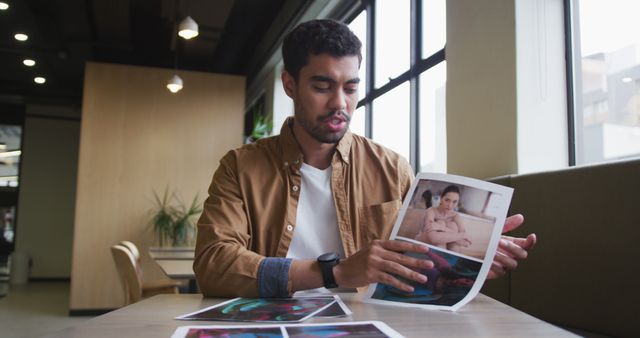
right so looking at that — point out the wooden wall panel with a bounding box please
[70,62,244,310]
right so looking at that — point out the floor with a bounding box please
[0,281,93,338]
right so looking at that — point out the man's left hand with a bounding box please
[488,214,536,279]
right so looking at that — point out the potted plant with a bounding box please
[250,113,273,141]
[244,95,273,143]
[149,188,202,247]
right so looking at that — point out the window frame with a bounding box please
[564,0,577,166]
[343,0,446,172]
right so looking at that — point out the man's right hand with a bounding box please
[333,240,434,292]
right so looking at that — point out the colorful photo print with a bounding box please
[286,323,389,338]
[395,178,505,261]
[183,326,283,338]
[313,300,349,318]
[370,245,481,307]
[171,322,403,338]
[176,297,336,322]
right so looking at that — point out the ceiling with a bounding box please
[0,0,299,106]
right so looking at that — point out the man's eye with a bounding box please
[313,86,330,91]
[345,87,358,94]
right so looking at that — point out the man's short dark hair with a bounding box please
[282,19,362,81]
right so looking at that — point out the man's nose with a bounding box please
[329,89,347,111]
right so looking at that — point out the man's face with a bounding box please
[283,53,360,144]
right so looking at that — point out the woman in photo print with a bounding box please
[415,185,471,251]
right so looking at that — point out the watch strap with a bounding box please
[318,253,340,289]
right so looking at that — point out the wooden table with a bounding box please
[149,247,196,291]
[148,247,195,261]
[46,293,576,337]
[154,259,195,280]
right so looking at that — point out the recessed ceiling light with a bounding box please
[23,59,35,67]
[622,77,633,83]
[0,2,9,11]
[14,33,28,41]
[34,76,46,84]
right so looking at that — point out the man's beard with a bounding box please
[294,109,351,144]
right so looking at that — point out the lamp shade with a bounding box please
[178,16,199,39]
[167,74,183,93]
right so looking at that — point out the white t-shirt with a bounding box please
[286,163,345,260]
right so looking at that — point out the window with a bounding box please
[419,61,447,172]
[351,106,366,136]
[0,125,21,187]
[373,82,411,159]
[374,0,410,88]
[347,0,447,172]
[568,0,640,165]
[348,11,368,103]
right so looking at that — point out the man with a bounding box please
[194,19,536,297]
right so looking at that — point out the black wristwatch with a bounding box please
[317,252,340,289]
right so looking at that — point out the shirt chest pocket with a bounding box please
[357,200,402,243]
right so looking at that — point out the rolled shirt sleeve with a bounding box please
[258,257,292,297]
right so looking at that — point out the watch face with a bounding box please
[318,252,339,262]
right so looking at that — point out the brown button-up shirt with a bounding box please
[194,117,414,297]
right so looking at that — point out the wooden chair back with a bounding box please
[119,241,141,261]
[119,240,142,279]
[110,244,143,304]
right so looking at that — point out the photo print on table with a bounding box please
[171,321,404,338]
[175,296,339,322]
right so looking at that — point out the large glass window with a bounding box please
[351,106,366,136]
[0,124,21,263]
[348,11,368,102]
[374,0,410,88]
[265,1,447,169]
[349,0,447,172]
[570,0,640,165]
[419,61,447,172]
[373,82,411,159]
[422,0,446,58]
[0,125,21,187]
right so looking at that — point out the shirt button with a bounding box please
[287,224,293,231]
[284,161,289,166]
[292,185,299,192]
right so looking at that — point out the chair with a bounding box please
[110,244,180,305]
[119,241,140,261]
[120,240,185,291]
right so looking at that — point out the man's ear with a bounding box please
[281,71,296,99]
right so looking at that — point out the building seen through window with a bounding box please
[573,0,640,164]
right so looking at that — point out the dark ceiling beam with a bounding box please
[91,0,131,48]
[245,0,311,79]
[0,45,67,57]
[0,79,80,96]
[0,82,81,106]
[210,0,289,74]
